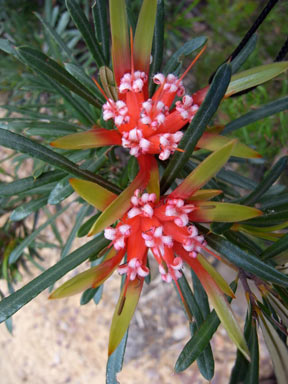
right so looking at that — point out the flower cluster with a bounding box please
[104,189,205,283]
[102,71,199,160]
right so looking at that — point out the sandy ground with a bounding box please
[0,95,275,384]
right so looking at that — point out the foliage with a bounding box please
[0,0,288,383]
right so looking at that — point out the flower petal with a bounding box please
[170,141,235,199]
[108,277,144,355]
[51,128,122,149]
[70,178,117,211]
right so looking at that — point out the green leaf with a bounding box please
[231,34,257,74]
[80,287,101,305]
[243,156,288,206]
[171,141,235,199]
[226,62,288,96]
[10,196,48,221]
[65,0,105,67]
[0,171,64,196]
[163,36,207,74]
[258,313,288,384]
[191,270,210,318]
[149,0,164,95]
[244,321,259,384]
[0,129,121,194]
[106,332,128,384]
[34,12,77,64]
[175,281,237,372]
[223,96,288,134]
[0,235,108,323]
[77,212,101,238]
[134,0,157,74]
[70,178,117,211]
[206,232,288,287]
[61,205,90,259]
[160,63,232,193]
[176,274,214,380]
[261,233,288,261]
[64,63,105,102]
[17,47,101,108]
[48,177,73,205]
[9,205,69,264]
[108,278,143,355]
[109,0,130,85]
[92,0,110,64]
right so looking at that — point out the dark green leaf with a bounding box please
[34,12,77,64]
[77,212,100,238]
[61,205,90,259]
[191,270,210,318]
[206,232,288,287]
[17,47,101,108]
[10,196,48,221]
[0,235,108,323]
[243,156,288,206]
[0,171,64,196]
[163,36,207,74]
[149,0,164,95]
[223,96,288,134]
[92,0,110,64]
[175,282,237,372]
[261,233,288,261]
[66,0,105,67]
[80,287,100,305]
[0,129,121,194]
[161,63,232,193]
[231,34,257,74]
[106,331,128,384]
[48,177,73,205]
[9,205,69,264]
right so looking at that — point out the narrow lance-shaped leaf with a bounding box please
[17,47,101,108]
[226,62,288,96]
[170,140,235,199]
[65,0,105,67]
[191,201,262,223]
[89,155,152,235]
[197,254,235,298]
[188,258,250,360]
[108,277,144,355]
[197,133,261,159]
[0,235,109,323]
[109,0,130,85]
[51,128,122,149]
[70,178,117,212]
[161,63,232,193]
[146,156,160,202]
[258,312,288,384]
[0,128,121,194]
[92,0,110,64]
[133,0,157,75]
[49,248,122,299]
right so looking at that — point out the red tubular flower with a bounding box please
[50,142,261,359]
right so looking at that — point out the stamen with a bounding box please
[178,44,207,83]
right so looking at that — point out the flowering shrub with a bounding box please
[0,0,288,383]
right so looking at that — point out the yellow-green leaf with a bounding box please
[197,254,235,298]
[171,141,235,199]
[108,278,143,355]
[51,128,121,149]
[187,189,222,201]
[70,178,117,211]
[226,62,288,97]
[191,201,262,223]
[49,248,120,299]
[134,0,157,75]
[197,133,261,159]
[146,156,160,202]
